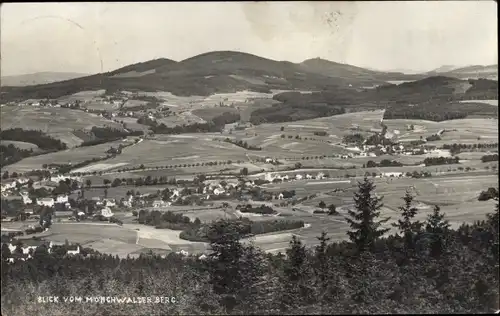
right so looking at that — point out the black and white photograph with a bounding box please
[0,1,498,315]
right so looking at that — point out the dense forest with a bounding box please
[423,156,460,166]
[1,178,498,315]
[150,112,240,134]
[79,127,143,147]
[0,129,67,167]
[135,208,304,242]
[383,101,497,121]
[0,144,35,167]
[250,102,346,125]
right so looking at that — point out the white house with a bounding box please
[104,199,116,207]
[346,146,362,152]
[17,178,29,185]
[295,174,303,180]
[265,158,274,163]
[66,246,80,256]
[305,174,313,180]
[56,195,68,204]
[176,250,189,256]
[277,193,284,200]
[264,172,275,182]
[213,188,225,195]
[37,197,55,207]
[153,200,169,208]
[100,207,114,218]
[1,181,16,192]
[316,172,325,180]
[22,195,33,205]
[171,189,180,198]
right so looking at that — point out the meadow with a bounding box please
[78,137,250,172]
[0,106,123,147]
[0,140,40,151]
[459,99,498,106]
[2,139,135,173]
[383,118,499,144]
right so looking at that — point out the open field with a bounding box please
[84,238,146,258]
[157,113,206,126]
[79,137,250,171]
[56,90,106,104]
[0,140,40,151]
[124,223,209,251]
[2,139,135,173]
[69,185,174,200]
[459,99,498,107]
[30,222,137,244]
[182,209,237,222]
[0,106,123,147]
[192,107,240,121]
[384,118,498,144]
[122,99,148,109]
[242,110,385,139]
[114,116,150,132]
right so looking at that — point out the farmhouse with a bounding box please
[99,207,114,218]
[152,200,169,208]
[264,172,275,182]
[21,195,33,205]
[6,240,54,263]
[171,189,181,198]
[17,178,30,185]
[213,188,226,195]
[295,174,303,180]
[1,181,16,192]
[56,195,69,204]
[66,245,81,256]
[382,172,404,178]
[104,199,116,207]
[37,198,55,207]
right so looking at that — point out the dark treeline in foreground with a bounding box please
[1,178,498,315]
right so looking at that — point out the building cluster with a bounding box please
[4,239,81,263]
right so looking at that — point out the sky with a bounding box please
[1,1,497,76]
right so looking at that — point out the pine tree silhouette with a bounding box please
[345,177,390,252]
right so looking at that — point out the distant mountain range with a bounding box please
[427,64,498,79]
[1,72,90,87]
[0,51,423,102]
[0,51,496,103]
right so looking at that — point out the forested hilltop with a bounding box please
[1,178,499,315]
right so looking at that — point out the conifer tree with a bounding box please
[206,219,263,312]
[282,235,312,308]
[425,205,451,258]
[314,231,330,284]
[345,177,390,252]
[392,190,423,252]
